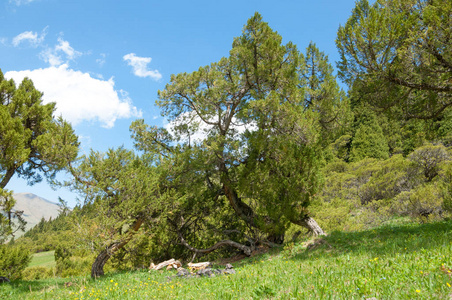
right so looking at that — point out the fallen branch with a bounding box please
[150,258,182,270]
[187,262,211,270]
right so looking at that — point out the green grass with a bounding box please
[2,221,452,299]
[28,251,56,268]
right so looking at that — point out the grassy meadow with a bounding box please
[1,220,452,299]
[28,251,56,269]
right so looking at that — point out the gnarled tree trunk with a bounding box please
[291,216,325,236]
[91,218,143,278]
[222,183,258,228]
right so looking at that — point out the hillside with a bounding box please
[2,220,452,299]
[12,193,60,232]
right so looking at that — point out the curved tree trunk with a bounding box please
[291,216,325,236]
[222,183,258,228]
[0,167,16,189]
[220,163,324,238]
[91,248,110,278]
[91,217,143,279]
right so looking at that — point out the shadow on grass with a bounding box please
[2,276,93,295]
[292,220,452,261]
[2,268,156,296]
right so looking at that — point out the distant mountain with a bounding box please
[12,193,61,232]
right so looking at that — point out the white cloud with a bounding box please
[165,112,256,144]
[12,27,47,47]
[39,48,63,66]
[55,38,80,60]
[40,38,81,67]
[0,38,7,45]
[5,65,142,128]
[123,53,162,80]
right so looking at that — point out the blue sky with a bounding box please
[1,0,357,206]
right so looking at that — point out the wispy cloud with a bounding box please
[96,53,106,67]
[12,27,47,47]
[40,37,81,67]
[5,65,142,128]
[9,0,37,6]
[123,53,162,80]
[54,38,80,60]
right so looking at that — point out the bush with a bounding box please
[409,143,450,182]
[358,155,418,204]
[55,256,93,277]
[22,266,54,280]
[440,162,452,212]
[0,245,31,280]
[406,184,446,222]
[310,197,358,232]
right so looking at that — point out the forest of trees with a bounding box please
[1,0,451,280]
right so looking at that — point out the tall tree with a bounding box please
[349,109,389,161]
[336,0,452,120]
[0,69,79,241]
[133,13,327,243]
[300,43,352,147]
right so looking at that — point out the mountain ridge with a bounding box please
[12,193,61,233]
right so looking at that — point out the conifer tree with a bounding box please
[350,109,389,161]
[0,69,79,242]
[336,0,452,120]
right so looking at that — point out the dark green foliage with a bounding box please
[300,43,352,148]
[54,245,71,261]
[350,109,389,162]
[150,12,334,241]
[18,211,74,253]
[337,0,452,121]
[55,255,93,278]
[7,2,452,279]
[0,68,79,242]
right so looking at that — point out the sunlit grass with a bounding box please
[28,251,56,268]
[1,221,452,299]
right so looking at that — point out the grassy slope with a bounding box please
[1,221,452,299]
[28,251,56,268]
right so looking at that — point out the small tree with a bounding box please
[69,148,166,278]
